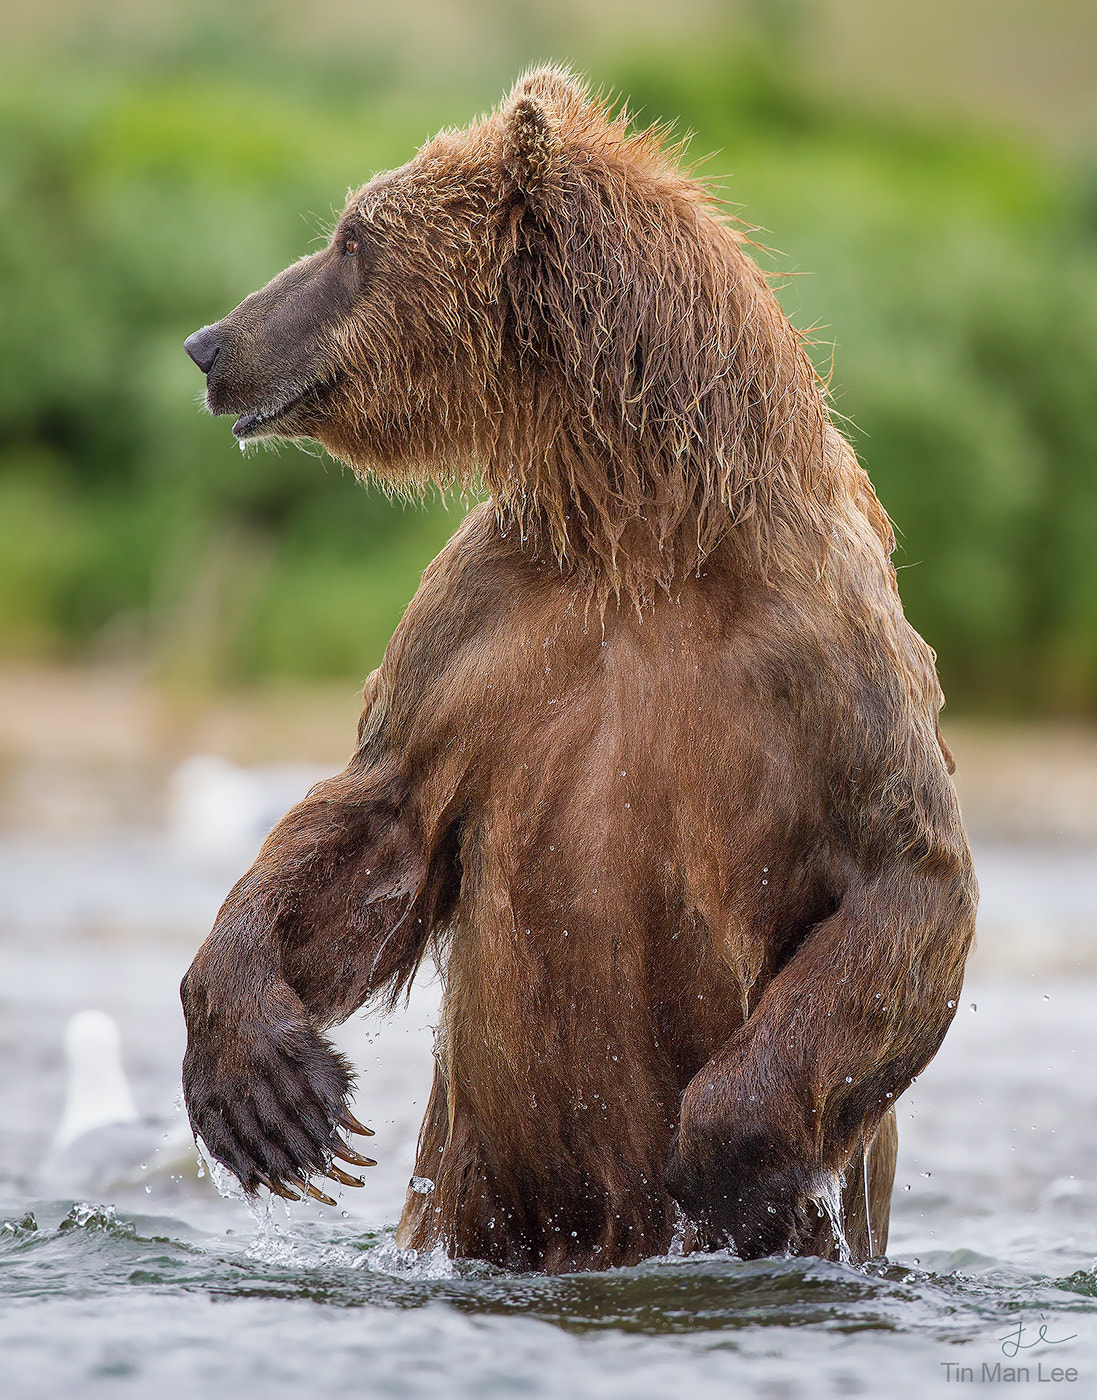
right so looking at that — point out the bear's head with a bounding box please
[185,67,830,591]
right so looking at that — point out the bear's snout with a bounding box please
[183,324,222,376]
[181,248,357,440]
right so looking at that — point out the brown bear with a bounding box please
[180,66,976,1273]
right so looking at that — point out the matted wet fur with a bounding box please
[180,66,977,1271]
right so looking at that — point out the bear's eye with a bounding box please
[342,237,360,257]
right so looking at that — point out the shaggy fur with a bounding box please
[180,66,977,1272]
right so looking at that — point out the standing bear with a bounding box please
[181,67,976,1272]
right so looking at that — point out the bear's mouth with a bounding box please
[231,377,334,440]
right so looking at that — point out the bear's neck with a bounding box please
[487,420,869,603]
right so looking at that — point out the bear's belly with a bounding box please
[393,586,839,1268]
[394,884,767,1271]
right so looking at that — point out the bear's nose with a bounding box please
[184,325,222,375]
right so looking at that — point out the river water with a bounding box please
[1,810,1096,1398]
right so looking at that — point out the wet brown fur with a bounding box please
[180,67,976,1272]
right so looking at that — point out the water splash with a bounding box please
[362,1235,457,1279]
[1,1211,38,1239]
[241,1194,360,1270]
[809,1172,851,1266]
[194,1136,245,1201]
[668,1204,689,1257]
[58,1202,136,1237]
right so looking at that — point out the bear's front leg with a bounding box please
[666,853,975,1260]
[181,762,457,1202]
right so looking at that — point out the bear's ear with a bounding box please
[501,92,564,197]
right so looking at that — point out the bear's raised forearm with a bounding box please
[667,852,976,1258]
[191,767,435,1017]
[180,762,456,1198]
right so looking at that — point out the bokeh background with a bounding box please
[2,6,1097,1396]
[3,0,1097,707]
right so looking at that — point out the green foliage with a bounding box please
[0,37,1095,710]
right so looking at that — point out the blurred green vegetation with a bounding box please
[1,24,1095,711]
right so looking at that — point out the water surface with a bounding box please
[1,829,1095,1398]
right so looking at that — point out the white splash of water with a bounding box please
[61,1202,129,1233]
[667,1204,689,1257]
[193,1136,244,1201]
[245,1198,361,1270]
[809,1170,851,1265]
[361,1236,456,1279]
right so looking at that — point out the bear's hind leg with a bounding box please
[395,1063,449,1253]
[842,1106,897,1262]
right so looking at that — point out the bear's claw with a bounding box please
[257,1173,301,1202]
[326,1164,366,1188]
[339,1110,375,1138]
[282,1173,339,1206]
[332,1140,377,1168]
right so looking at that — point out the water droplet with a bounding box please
[969,1003,977,1012]
[903,1184,911,1191]
[844,1076,853,1083]
[947,1000,955,1008]
[144,1185,151,1194]
[921,1171,931,1179]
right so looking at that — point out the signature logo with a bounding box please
[999,1320,1077,1358]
